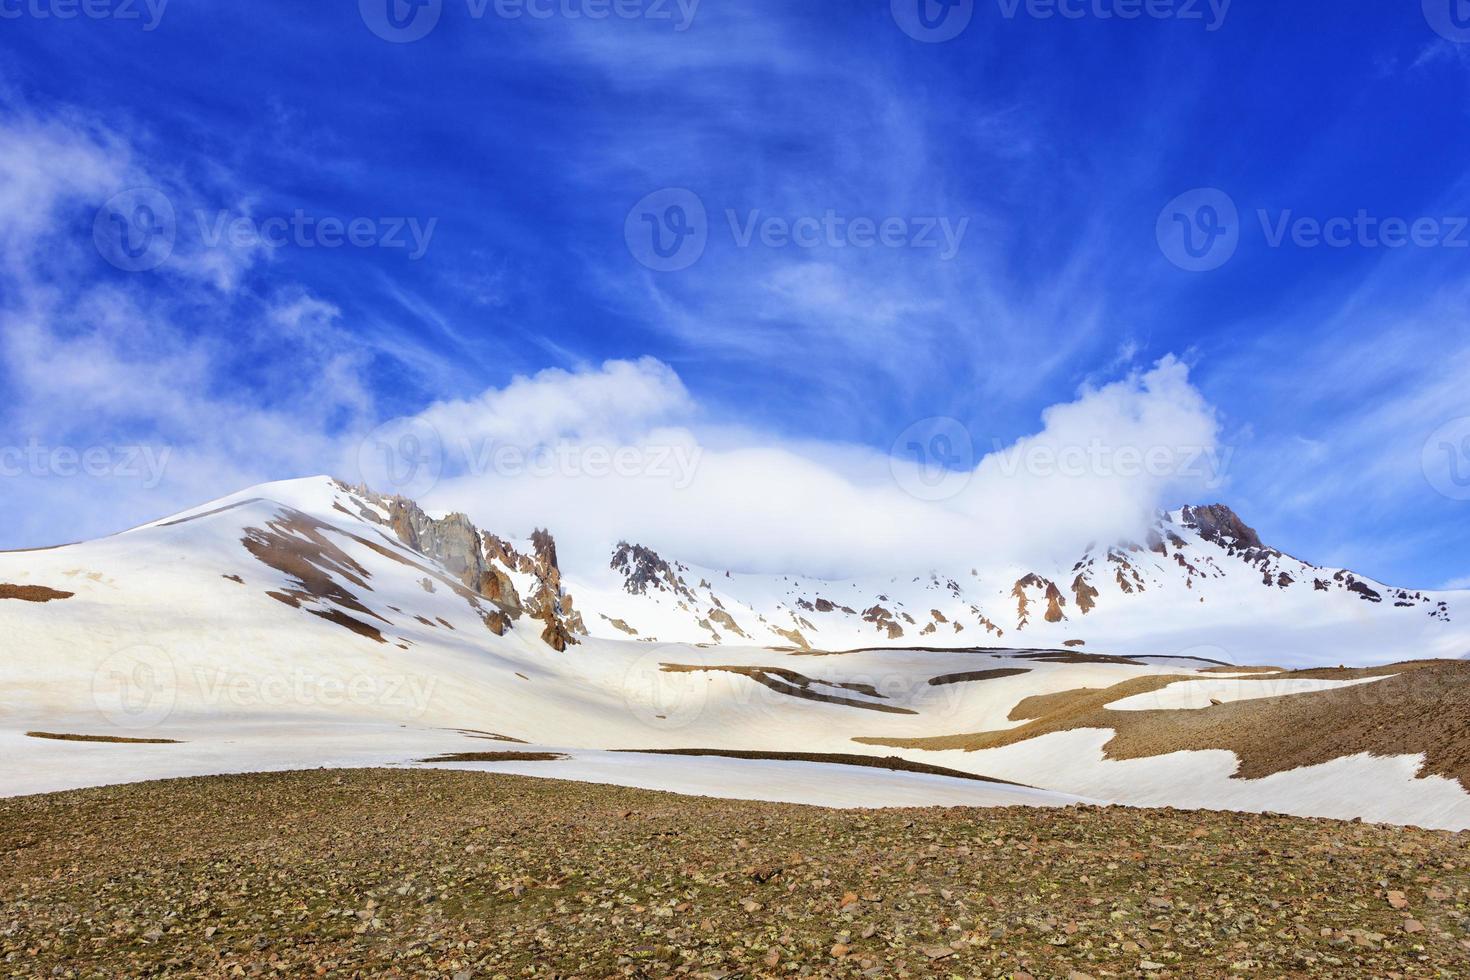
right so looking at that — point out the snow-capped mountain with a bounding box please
[572,501,1464,666]
[5,475,1463,670]
[4,475,1470,829]
[296,475,1458,667]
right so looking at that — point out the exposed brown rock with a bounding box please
[1070,574,1099,614]
[610,542,695,601]
[24,731,180,745]
[861,605,905,639]
[1012,574,1065,626]
[0,584,74,602]
[768,626,812,650]
[1180,503,1265,550]
[660,664,916,714]
[927,668,1032,687]
[599,614,639,636]
[708,608,748,639]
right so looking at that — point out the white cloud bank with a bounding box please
[365,355,1225,578]
[0,103,1224,577]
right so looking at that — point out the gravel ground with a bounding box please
[3,769,1470,978]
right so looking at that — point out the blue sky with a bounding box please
[2,0,1470,587]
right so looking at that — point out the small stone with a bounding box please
[1404,920,1425,934]
[1387,891,1409,910]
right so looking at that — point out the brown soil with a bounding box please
[1013,651,1147,666]
[243,511,388,633]
[419,752,567,763]
[24,732,181,745]
[449,729,529,744]
[859,660,1470,789]
[1198,665,1283,674]
[0,584,74,602]
[1006,686,1111,722]
[2,769,1467,977]
[308,608,387,644]
[927,667,1032,687]
[661,664,918,715]
[613,749,1029,787]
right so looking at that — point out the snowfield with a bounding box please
[2,476,1468,829]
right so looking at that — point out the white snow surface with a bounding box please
[1,476,1467,829]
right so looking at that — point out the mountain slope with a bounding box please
[3,475,1470,829]
[573,504,1466,667]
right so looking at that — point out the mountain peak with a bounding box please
[1178,503,1265,551]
